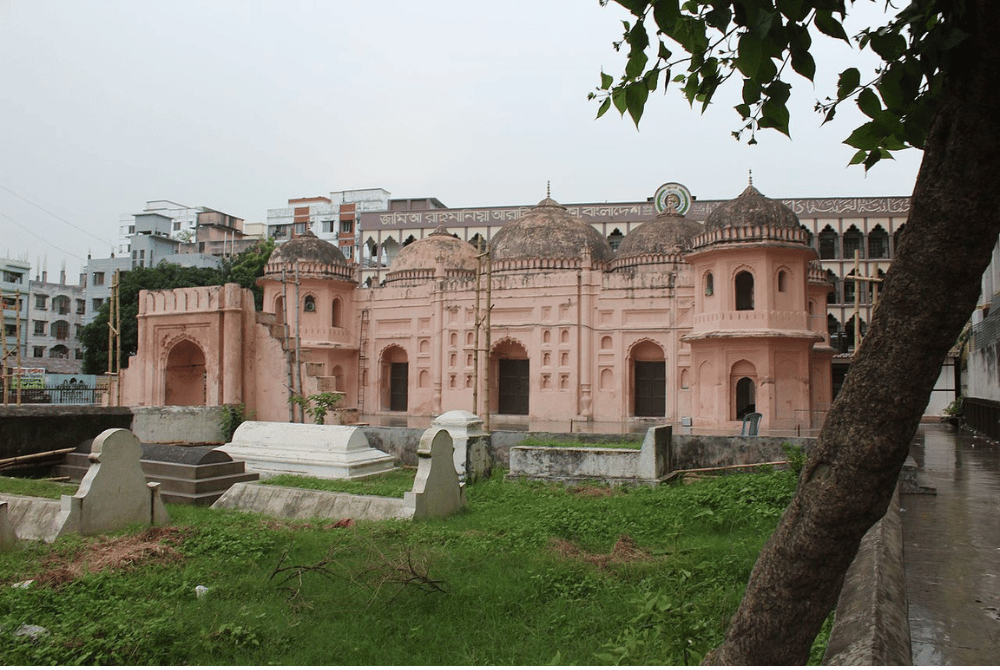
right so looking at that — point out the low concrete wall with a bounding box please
[359,426,426,466]
[823,489,912,665]
[671,434,814,471]
[509,426,670,485]
[213,482,410,521]
[131,406,229,445]
[0,406,133,462]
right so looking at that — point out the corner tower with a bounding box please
[683,182,832,433]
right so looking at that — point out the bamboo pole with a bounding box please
[473,239,483,416]
[0,446,76,469]
[484,247,492,433]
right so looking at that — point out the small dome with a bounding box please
[705,183,800,233]
[615,210,703,260]
[270,230,348,266]
[385,226,477,283]
[490,197,614,264]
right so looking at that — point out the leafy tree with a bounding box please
[81,241,274,374]
[594,0,999,664]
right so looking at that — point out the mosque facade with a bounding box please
[119,184,839,435]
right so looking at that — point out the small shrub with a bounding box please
[781,442,806,476]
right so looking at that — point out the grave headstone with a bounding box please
[403,427,467,519]
[0,501,16,550]
[432,410,492,483]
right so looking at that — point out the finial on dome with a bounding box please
[748,169,753,187]
[546,181,551,199]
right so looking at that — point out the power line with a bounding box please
[0,211,87,262]
[0,183,113,247]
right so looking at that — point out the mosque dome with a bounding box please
[704,183,801,233]
[384,226,477,285]
[490,196,614,267]
[263,230,354,282]
[270,230,349,266]
[613,209,704,267]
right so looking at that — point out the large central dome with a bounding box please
[385,225,477,285]
[490,197,614,266]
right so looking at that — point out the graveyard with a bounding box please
[0,404,922,664]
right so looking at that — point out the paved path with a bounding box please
[902,423,1000,664]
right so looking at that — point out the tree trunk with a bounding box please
[704,2,1000,664]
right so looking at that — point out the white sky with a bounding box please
[0,0,921,279]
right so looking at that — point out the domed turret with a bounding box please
[264,230,354,282]
[490,195,613,270]
[704,183,800,233]
[384,226,477,285]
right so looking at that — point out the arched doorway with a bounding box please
[492,339,529,415]
[630,340,666,417]
[165,339,207,406]
[381,345,408,412]
[731,360,757,420]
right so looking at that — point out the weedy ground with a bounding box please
[0,468,830,665]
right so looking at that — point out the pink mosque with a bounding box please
[119,184,834,435]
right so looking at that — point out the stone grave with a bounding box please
[1,428,170,545]
[219,421,395,479]
[212,425,465,521]
[56,442,258,506]
[431,410,492,483]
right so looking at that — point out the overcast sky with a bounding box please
[0,0,921,279]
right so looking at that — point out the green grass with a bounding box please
[264,468,417,498]
[0,469,828,665]
[0,475,78,499]
[519,437,643,450]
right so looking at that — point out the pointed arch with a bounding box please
[868,224,889,258]
[628,338,666,417]
[735,270,755,310]
[379,344,408,412]
[164,338,207,406]
[491,337,529,415]
[842,224,864,259]
[818,224,839,260]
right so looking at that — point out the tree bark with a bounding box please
[704,1,1000,664]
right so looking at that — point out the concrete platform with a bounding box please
[212,482,410,521]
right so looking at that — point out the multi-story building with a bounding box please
[266,189,394,263]
[25,267,88,371]
[116,200,204,255]
[82,256,131,325]
[1,258,30,370]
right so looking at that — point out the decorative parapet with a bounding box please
[383,267,476,286]
[808,260,831,285]
[263,259,356,283]
[689,223,811,250]
[139,283,248,316]
[491,257,610,273]
[610,250,688,272]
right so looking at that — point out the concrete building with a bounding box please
[116,200,204,255]
[963,235,1000,439]
[119,183,836,436]
[82,256,131,325]
[267,189,394,264]
[25,266,87,370]
[1,258,30,372]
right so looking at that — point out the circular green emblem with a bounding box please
[653,182,692,215]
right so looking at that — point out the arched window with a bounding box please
[735,271,754,310]
[607,228,624,250]
[819,225,839,260]
[843,225,864,259]
[868,225,889,258]
[777,270,788,293]
[705,272,714,296]
[303,295,316,312]
[826,270,839,304]
[331,298,341,326]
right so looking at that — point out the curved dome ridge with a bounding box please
[270,230,349,266]
[490,195,614,265]
[385,225,477,284]
[704,182,801,233]
[614,210,704,262]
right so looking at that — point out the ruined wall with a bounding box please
[0,406,133,461]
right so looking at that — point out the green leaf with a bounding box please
[600,72,613,90]
[843,121,881,151]
[651,0,681,33]
[612,90,628,115]
[626,49,649,79]
[814,10,849,42]
[759,98,790,136]
[790,47,815,81]
[848,149,868,166]
[856,87,882,119]
[742,77,761,105]
[837,67,861,99]
[596,97,612,119]
[736,33,764,78]
[735,103,752,119]
[626,82,649,126]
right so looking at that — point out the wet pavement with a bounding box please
[902,423,1000,664]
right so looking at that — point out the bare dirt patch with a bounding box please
[27,527,188,588]
[548,534,652,569]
